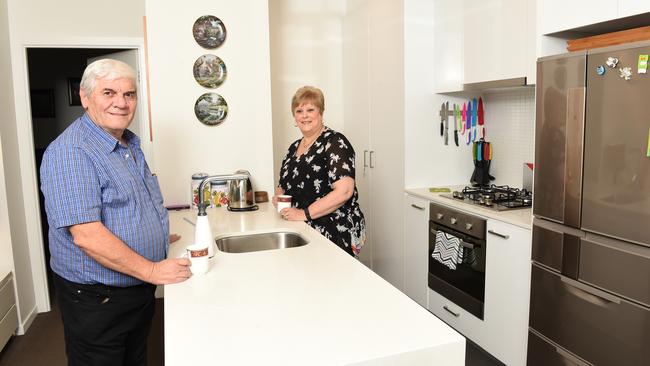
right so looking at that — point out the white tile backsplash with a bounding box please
[482,88,535,189]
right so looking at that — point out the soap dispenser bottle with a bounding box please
[195,202,214,258]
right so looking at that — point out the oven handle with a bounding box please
[430,228,478,249]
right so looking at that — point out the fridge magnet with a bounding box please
[638,54,648,74]
[606,57,619,68]
[192,15,226,49]
[619,66,632,80]
[193,54,227,88]
[596,65,606,75]
[194,93,228,126]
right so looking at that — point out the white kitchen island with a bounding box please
[165,202,464,365]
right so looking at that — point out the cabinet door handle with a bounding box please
[488,229,509,239]
[410,204,425,210]
[369,150,374,168]
[443,306,460,317]
[363,150,369,168]
[555,347,591,366]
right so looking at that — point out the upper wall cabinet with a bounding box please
[434,0,536,92]
[433,0,464,92]
[619,0,650,18]
[540,0,650,34]
[463,0,536,85]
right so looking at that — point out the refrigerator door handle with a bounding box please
[560,275,621,306]
[564,87,585,228]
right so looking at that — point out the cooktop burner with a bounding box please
[442,184,532,211]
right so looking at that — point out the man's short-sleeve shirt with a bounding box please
[40,113,169,286]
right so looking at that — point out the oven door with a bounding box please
[428,221,486,319]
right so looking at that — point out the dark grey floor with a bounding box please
[0,300,500,366]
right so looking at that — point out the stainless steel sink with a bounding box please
[215,231,309,253]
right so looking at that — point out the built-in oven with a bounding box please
[428,202,487,319]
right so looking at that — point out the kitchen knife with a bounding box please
[461,102,467,136]
[444,101,450,145]
[477,97,485,139]
[453,104,459,146]
[466,100,472,144]
[472,98,479,141]
[439,103,445,137]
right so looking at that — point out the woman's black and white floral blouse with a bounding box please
[279,127,366,257]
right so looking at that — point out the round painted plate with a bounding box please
[193,54,227,88]
[194,93,228,126]
[192,15,226,49]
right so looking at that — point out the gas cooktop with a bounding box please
[441,184,532,211]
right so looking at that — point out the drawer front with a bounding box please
[527,330,591,366]
[0,278,15,319]
[579,234,650,307]
[529,264,650,365]
[427,289,483,344]
[0,305,17,351]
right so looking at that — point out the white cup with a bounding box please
[185,244,209,274]
[277,195,292,213]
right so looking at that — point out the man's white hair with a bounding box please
[80,59,136,95]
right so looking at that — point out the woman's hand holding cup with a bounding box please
[276,195,292,213]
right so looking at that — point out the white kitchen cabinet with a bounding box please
[343,0,405,290]
[540,0,650,35]
[483,219,532,366]
[618,0,650,18]
[433,0,464,93]
[462,0,536,85]
[403,194,429,308]
[0,272,17,352]
[343,0,373,269]
[539,0,612,35]
[428,215,532,366]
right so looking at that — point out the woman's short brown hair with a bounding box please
[291,86,325,115]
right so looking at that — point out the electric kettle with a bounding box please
[227,170,258,211]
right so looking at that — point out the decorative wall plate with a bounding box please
[192,15,226,49]
[193,54,227,88]
[194,93,228,126]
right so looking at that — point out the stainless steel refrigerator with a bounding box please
[529,41,650,365]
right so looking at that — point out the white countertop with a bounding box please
[405,187,533,229]
[165,203,465,366]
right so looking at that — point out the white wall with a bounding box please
[0,0,17,282]
[269,0,346,187]
[5,0,146,332]
[145,0,274,204]
[482,89,536,188]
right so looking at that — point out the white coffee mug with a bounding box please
[277,195,292,213]
[185,243,209,274]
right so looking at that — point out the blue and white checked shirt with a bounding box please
[40,113,169,287]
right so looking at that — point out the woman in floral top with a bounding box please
[273,86,366,257]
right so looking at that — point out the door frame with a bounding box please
[12,37,150,319]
